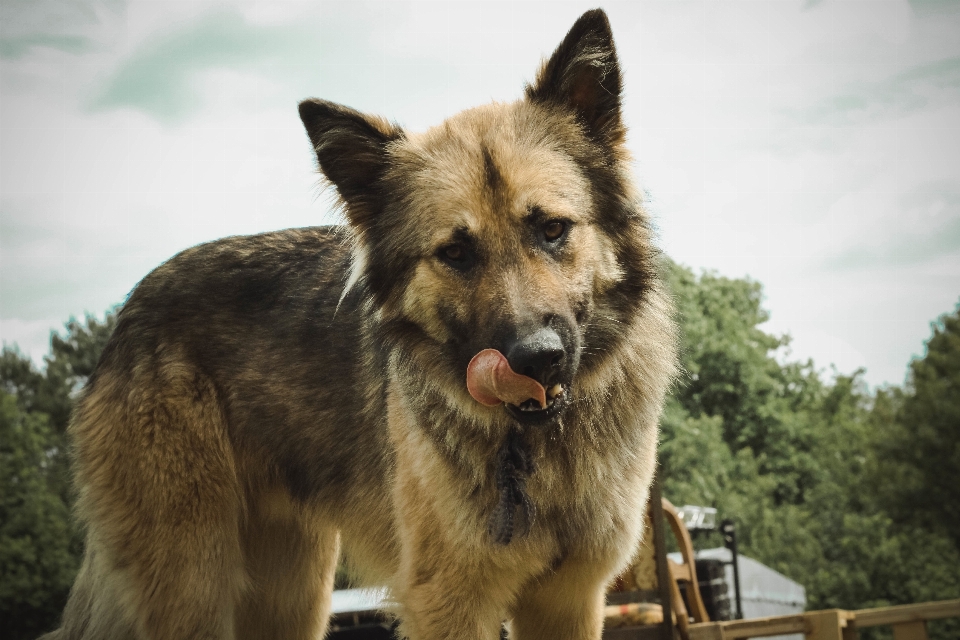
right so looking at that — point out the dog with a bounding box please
[44,9,676,640]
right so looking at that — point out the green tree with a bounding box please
[0,391,80,637]
[659,261,959,639]
[664,261,825,507]
[0,310,116,639]
[660,260,831,579]
[0,347,46,414]
[875,305,960,549]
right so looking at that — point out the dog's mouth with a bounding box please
[506,383,567,423]
[467,350,569,423]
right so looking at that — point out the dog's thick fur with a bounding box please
[45,10,676,640]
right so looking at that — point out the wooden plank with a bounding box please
[649,477,674,640]
[680,599,957,640]
[700,613,809,639]
[668,557,696,583]
[807,610,846,640]
[854,599,960,628]
[603,626,673,640]
[841,623,859,640]
[891,620,928,640]
[662,499,711,624]
[687,623,724,640]
[668,563,690,636]
[689,610,854,640]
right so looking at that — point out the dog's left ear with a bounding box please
[526,9,623,146]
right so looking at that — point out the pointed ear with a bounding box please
[298,99,403,231]
[526,9,623,146]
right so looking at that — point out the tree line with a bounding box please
[2,263,958,638]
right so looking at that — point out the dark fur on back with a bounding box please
[96,229,386,503]
[45,10,676,640]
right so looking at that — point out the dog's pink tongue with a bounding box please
[466,349,547,409]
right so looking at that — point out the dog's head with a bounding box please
[300,9,655,425]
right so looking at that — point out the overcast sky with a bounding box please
[1,0,958,388]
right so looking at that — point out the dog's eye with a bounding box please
[543,220,567,243]
[437,243,474,271]
[443,245,464,261]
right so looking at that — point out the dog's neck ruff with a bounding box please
[489,429,537,545]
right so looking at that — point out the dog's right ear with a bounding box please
[299,99,403,232]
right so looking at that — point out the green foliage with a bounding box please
[660,260,960,637]
[873,308,960,549]
[0,311,115,639]
[665,263,825,506]
[0,391,80,637]
[0,347,46,416]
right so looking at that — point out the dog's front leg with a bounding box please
[393,501,508,640]
[390,461,508,638]
[393,494,511,638]
[509,557,612,640]
[396,554,507,640]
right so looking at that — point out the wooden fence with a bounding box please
[686,598,959,640]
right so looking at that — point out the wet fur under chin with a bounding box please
[44,9,677,640]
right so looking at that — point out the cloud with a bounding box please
[789,56,960,127]
[0,0,124,59]
[827,182,960,269]
[83,2,601,128]
[90,10,295,122]
[908,0,960,16]
[0,34,93,59]
[87,6,382,124]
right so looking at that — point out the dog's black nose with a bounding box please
[505,328,565,385]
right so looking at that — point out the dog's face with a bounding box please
[379,103,625,424]
[300,10,653,424]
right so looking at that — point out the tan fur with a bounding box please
[46,10,676,640]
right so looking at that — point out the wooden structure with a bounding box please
[602,473,959,640]
[603,476,706,639]
[687,598,960,640]
[661,498,710,628]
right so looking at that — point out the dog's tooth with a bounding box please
[548,384,563,399]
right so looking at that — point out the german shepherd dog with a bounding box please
[45,9,676,640]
